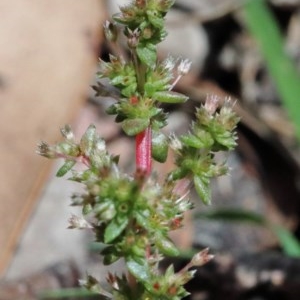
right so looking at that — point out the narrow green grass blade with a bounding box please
[38,288,98,299]
[271,224,300,257]
[195,209,267,226]
[195,208,300,257]
[243,0,300,140]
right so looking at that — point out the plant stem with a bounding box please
[132,49,152,175]
[136,127,152,175]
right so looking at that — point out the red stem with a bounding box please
[135,127,152,175]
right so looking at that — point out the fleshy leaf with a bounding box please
[121,118,150,136]
[104,217,128,244]
[80,124,96,156]
[180,134,204,149]
[214,132,237,150]
[168,167,189,181]
[152,131,168,162]
[136,44,156,67]
[106,103,118,115]
[147,10,164,29]
[193,175,211,205]
[153,91,188,103]
[103,251,121,265]
[126,258,150,283]
[155,234,180,256]
[82,203,93,215]
[134,210,151,229]
[56,160,76,177]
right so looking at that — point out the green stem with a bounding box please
[132,50,146,94]
[132,49,152,174]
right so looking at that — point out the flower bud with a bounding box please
[135,0,146,8]
[163,55,177,72]
[103,20,118,42]
[68,214,93,229]
[106,272,119,290]
[127,28,140,49]
[36,141,57,158]
[204,94,220,115]
[60,124,75,141]
[142,26,154,39]
[79,275,112,298]
[157,0,176,12]
[169,133,183,152]
[190,248,214,267]
[177,58,192,76]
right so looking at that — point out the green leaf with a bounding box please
[56,160,76,177]
[94,202,116,221]
[121,118,150,136]
[193,175,211,205]
[151,131,168,163]
[271,225,300,257]
[136,44,156,67]
[194,209,267,226]
[121,82,137,97]
[168,167,189,181]
[180,134,204,149]
[144,82,156,97]
[214,131,237,150]
[110,75,125,85]
[165,264,175,277]
[153,91,188,103]
[105,103,118,115]
[103,252,121,265]
[134,210,151,229]
[80,124,96,156]
[56,142,78,156]
[104,217,128,244]
[126,258,150,282]
[82,203,93,215]
[144,77,172,97]
[131,244,146,257]
[155,235,180,256]
[147,10,164,29]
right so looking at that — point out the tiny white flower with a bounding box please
[223,96,236,111]
[163,55,177,71]
[191,248,214,267]
[169,58,192,90]
[169,133,183,152]
[204,94,220,115]
[36,141,57,158]
[68,214,93,229]
[95,138,106,152]
[177,58,192,75]
[60,124,74,141]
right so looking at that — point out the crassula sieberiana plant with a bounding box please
[37,0,239,299]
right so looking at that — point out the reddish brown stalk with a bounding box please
[129,95,152,175]
[135,127,152,175]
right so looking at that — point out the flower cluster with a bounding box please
[169,95,240,205]
[38,125,198,299]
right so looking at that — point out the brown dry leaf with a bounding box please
[0,0,105,276]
